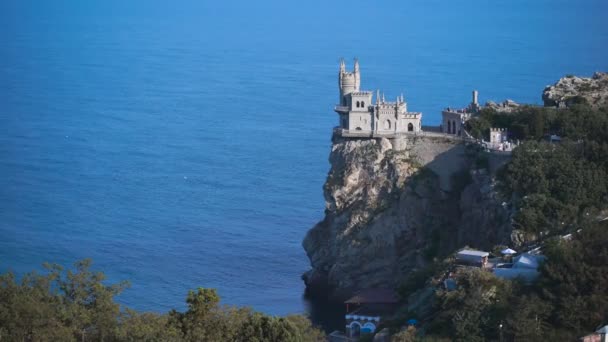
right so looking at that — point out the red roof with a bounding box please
[344,288,399,304]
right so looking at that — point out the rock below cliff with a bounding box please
[302,135,511,299]
[543,72,608,108]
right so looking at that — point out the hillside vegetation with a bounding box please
[413,220,608,341]
[395,104,608,341]
[0,259,325,342]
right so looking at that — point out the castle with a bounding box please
[334,59,422,138]
[332,59,514,153]
[441,90,481,136]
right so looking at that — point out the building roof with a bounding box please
[457,249,490,257]
[344,288,399,304]
[513,253,546,270]
[493,268,540,283]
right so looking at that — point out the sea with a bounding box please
[1,0,607,329]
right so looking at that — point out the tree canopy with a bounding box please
[0,259,325,342]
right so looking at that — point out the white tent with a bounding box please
[501,248,517,255]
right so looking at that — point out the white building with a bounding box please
[456,249,490,267]
[441,90,480,136]
[334,59,422,137]
[486,128,514,151]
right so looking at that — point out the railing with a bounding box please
[334,105,349,112]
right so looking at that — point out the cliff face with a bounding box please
[543,72,608,108]
[302,135,511,298]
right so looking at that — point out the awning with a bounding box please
[501,248,517,255]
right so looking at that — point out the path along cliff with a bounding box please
[302,133,512,299]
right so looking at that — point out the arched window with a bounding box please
[361,101,365,107]
[408,123,414,132]
[349,322,361,338]
[356,101,360,108]
[384,120,391,130]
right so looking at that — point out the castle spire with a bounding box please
[376,90,381,105]
[353,58,359,72]
[339,58,345,72]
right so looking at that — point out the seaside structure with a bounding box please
[334,59,422,138]
[441,90,480,136]
[344,289,399,339]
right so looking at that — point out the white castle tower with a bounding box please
[335,59,422,137]
[338,58,361,105]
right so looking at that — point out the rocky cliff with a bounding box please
[302,135,511,298]
[543,72,608,108]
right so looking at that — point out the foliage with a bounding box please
[0,260,325,342]
[428,268,514,342]
[466,104,608,142]
[419,220,608,341]
[400,105,608,341]
[398,262,447,300]
[537,222,608,336]
[493,104,608,236]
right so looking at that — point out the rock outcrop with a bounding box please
[302,135,511,299]
[543,72,608,108]
[484,99,521,112]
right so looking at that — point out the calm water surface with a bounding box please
[1,0,607,326]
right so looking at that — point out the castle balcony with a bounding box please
[334,105,349,113]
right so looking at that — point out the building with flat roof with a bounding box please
[456,249,490,267]
[343,288,399,339]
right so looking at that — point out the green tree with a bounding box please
[538,222,608,336]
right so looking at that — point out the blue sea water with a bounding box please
[1,0,607,319]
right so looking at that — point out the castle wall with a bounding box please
[401,116,422,133]
[442,110,465,135]
[348,112,373,131]
[377,113,396,132]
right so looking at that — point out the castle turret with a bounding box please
[470,90,481,113]
[338,59,360,106]
[339,59,346,103]
[354,58,360,91]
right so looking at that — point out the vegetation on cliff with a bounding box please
[466,103,608,141]
[465,103,608,238]
[414,220,608,341]
[392,104,608,341]
[0,259,324,342]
